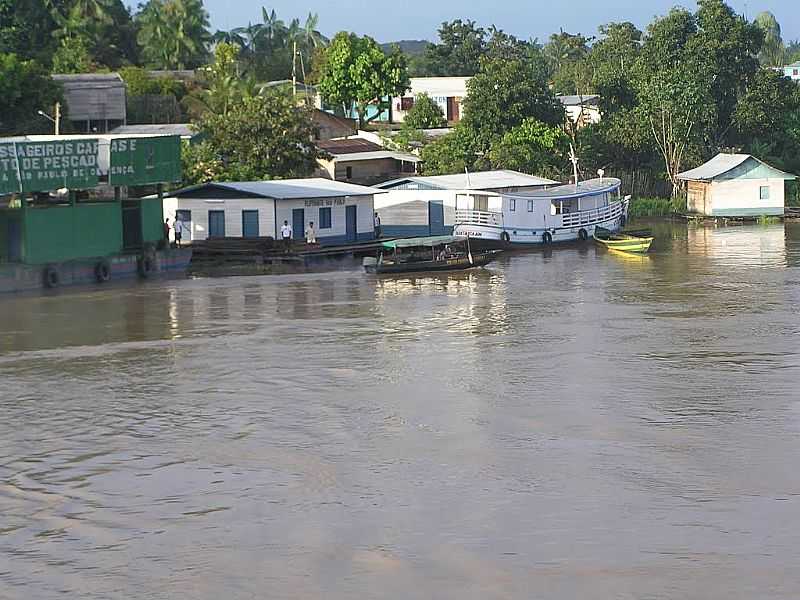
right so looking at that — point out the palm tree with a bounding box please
[137,0,211,70]
[302,12,327,54]
[258,7,286,52]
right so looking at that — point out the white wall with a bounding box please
[711,178,785,214]
[163,197,276,241]
[275,195,375,238]
[375,189,458,225]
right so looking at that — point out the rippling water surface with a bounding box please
[2,221,800,599]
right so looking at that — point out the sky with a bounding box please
[153,0,799,44]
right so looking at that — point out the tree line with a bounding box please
[2,0,799,198]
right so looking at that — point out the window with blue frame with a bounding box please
[319,207,332,229]
[509,198,516,212]
[527,200,534,212]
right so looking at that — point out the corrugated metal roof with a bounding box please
[376,170,558,191]
[170,178,383,199]
[111,124,195,138]
[52,73,126,121]
[317,138,383,155]
[557,94,600,106]
[332,150,421,163]
[677,154,795,181]
[508,177,621,199]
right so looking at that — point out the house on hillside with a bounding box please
[779,61,800,81]
[52,73,127,133]
[311,110,356,141]
[557,95,601,128]
[677,154,796,217]
[315,138,420,186]
[393,77,471,124]
[164,179,380,245]
[373,170,558,236]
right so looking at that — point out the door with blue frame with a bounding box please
[345,205,357,242]
[428,200,445,236]
[208,210,225,238]
[242,210,259,238]
[292,208,305,240]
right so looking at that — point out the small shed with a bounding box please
[164,179,380,245]
[52,73,127,133]
[677,154,796,217]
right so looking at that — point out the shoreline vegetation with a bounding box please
[1,1,799,198]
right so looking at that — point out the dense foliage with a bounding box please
[317,32,410,125]
[183,89,320,184]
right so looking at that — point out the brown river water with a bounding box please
[1,221,800,599]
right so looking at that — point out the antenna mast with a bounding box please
[569,144,580,188]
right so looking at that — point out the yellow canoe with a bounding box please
[593,228,654,254]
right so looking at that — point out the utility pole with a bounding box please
[292,40,297,98]
[55,102,61,136]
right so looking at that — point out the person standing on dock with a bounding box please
[374,212,382,238]
[163,219,170,248]
[306,221,317,245]
[173,217,184,248]
[281,220,292,253]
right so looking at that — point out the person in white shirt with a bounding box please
[173,217,184,247]
[306,221,317,244]
[373,212,382,238]
[280,220,292,253]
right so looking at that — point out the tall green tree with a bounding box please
[136,0,211,69]
[317,32,410,126]
[543,29,593,94]
[0,53,63,134]
[460,48,564,150]
[402,93,446,129]
[754,11,785,67]
[588,22,642,114]
[0,0,60,61]
[422,19,486,76]
[182,89,320,184]
[487,118,569,180]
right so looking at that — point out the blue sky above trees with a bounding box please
[132,0,798,44]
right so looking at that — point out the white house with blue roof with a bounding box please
[164,179,380,245]
[677,154,796,217]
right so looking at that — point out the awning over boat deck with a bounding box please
[381,235,465,250]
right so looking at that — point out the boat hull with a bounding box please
[454,214,626,250]
[0,248,193,294]
[593,235,653,254]
[364,251,499,274]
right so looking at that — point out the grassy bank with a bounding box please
[628,197,686,218]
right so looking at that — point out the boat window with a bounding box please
[527,200,534,212]
[509,198,516,212]
[473,195,489,211]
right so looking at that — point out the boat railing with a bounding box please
[561,200,625,227]
[455,209,504,227]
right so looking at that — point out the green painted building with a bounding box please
[0,135,181,265]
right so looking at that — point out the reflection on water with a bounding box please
[2,221,800,599]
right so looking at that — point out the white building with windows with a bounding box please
[677,154,796,217]
[393,77,470,124]
[164,179,380,245]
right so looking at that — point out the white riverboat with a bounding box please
[453,177,630,247]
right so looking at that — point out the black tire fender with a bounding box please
[578,228,588,241]
[43,265,60,288]
[137,255,155,278]
[95,260,111,283]
[500,231,511,243]
[542,231,553,244]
